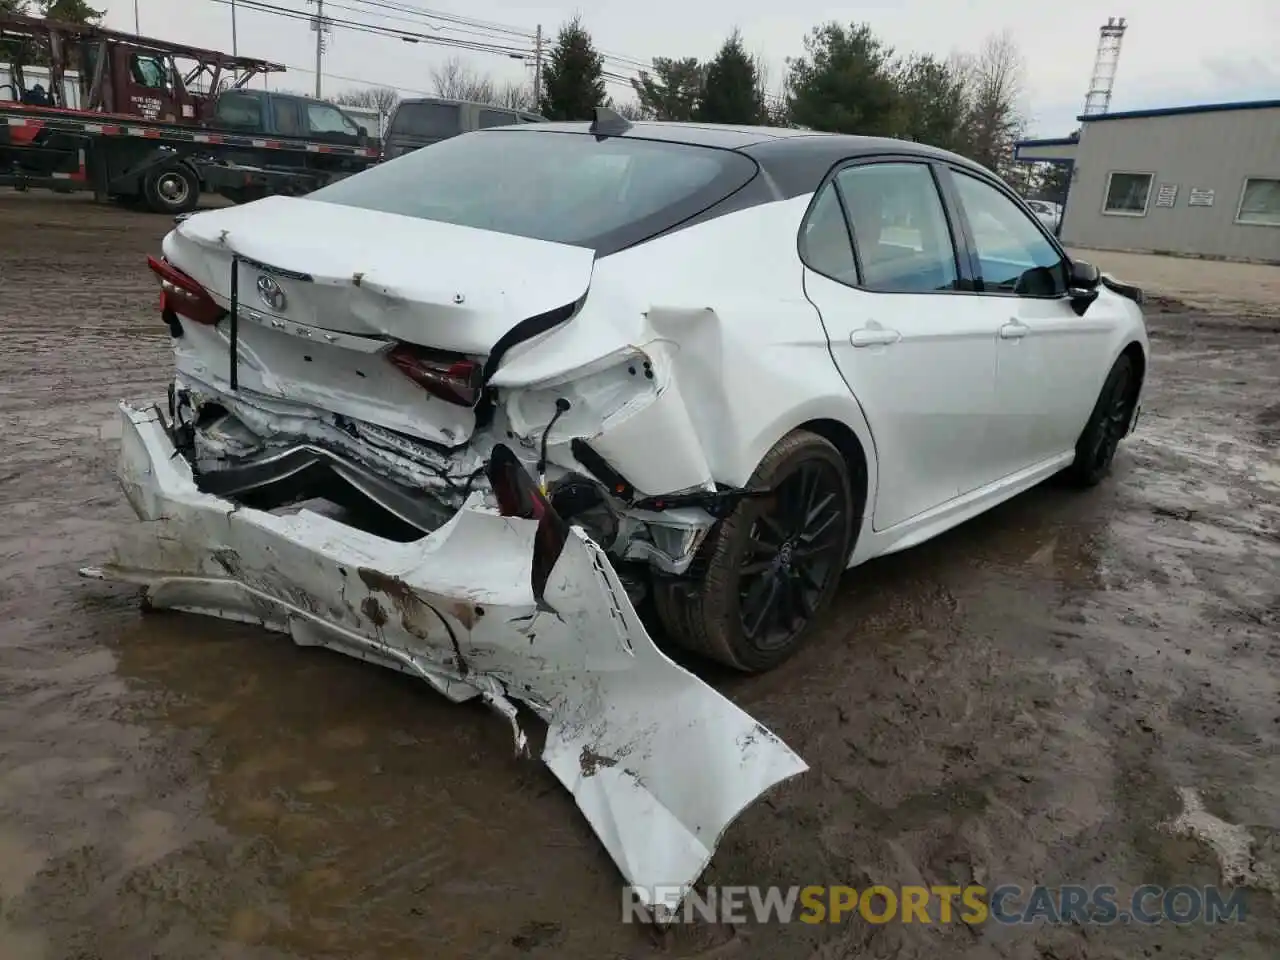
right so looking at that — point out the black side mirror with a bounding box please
[1067,259,1101,316]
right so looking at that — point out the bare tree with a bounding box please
[430,57,496,103]
[495,81,535,111]
[964,32,1027,177]
[609,98,645,120]
[332,86,400,116]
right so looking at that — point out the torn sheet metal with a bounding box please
[85,401,808,912]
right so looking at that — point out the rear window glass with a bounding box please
[478,109,517,128]
[389,102,461,138]
[308,129,758,254]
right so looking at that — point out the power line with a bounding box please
[205,0,535,58]
[344,0,535,40]
[205,0,659,96]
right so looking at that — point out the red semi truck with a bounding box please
[0,12,379,213]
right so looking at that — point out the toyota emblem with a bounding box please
[256,274,287,311]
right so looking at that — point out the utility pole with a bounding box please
[311,0,327,98]
[532,24,542,106]
[133,0,140,34]
[231,0,238,57]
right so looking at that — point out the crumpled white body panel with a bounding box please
[86,401,808,912]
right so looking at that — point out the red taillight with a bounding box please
[387,343,482,407]
[146,255,225,326]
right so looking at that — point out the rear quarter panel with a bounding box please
[494,195,878,496]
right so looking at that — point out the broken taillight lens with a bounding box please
[387,343,482,407]
[146,255,225,326]
[486,444,567,602]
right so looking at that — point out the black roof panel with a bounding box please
[502,120,815,148]
[481,122,1000,196]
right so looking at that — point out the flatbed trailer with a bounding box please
[0,13,379,212]
[1,100,378,212]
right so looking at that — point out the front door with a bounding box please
[944,169,1117,477]
[801,160,1003,532]
[304,100,362,146]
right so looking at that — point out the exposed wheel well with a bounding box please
[1121,341,1145,389]
[796,417,870,542]
[1120,341,1146,433]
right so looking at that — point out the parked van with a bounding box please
[381,98,545,160]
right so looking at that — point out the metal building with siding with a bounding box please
[1015,100,1280,264]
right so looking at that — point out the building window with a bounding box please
[1236,178,1280,227]
[1103,172,1153,216]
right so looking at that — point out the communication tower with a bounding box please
[1082,18,1128,116]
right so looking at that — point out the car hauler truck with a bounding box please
[0,12,379,213]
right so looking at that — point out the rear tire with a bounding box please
[1065,354,1137,487]
[654,430,854,673]
[143,162,200,215]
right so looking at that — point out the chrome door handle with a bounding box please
[999,321,1030,340]
[850,327,902,348]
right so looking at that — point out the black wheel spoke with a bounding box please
[757,513,789,543]
[800,507,840,545]
[742,574,782,639]
[792,560,822,593]
[736,455,850,652]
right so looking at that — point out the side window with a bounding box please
[307,102,354,135]
[798,182,857,284]
[272,97,304,137]
[130,55,168,90]
[834,163,958,293]
[478,109,517,128]
[950,171,1066,296]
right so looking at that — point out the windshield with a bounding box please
[309,129,758,254]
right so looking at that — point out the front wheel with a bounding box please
[1066,353,1137,487]
[654,430,855,673]
[143,162,200,215]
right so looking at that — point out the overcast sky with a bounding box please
[106,0,1278,136]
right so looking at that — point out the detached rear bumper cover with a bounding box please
[88,401,807,911]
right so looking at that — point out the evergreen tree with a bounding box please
[630,57,702,121]
[39,0,104,22]
[697,30,763,124]
[786,22,900,136]
[538,16,606,121]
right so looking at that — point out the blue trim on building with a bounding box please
[1077,99,1280,123]
[1014,136,1080,148]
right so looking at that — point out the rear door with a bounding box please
[271,95,306,138]
[943,167,1117,478]
[802,159,1003,531]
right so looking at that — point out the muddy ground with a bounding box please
[0,192,1277,960]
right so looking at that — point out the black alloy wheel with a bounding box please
[737,458,848,654]
[654,430,856,673]
[1067,353,1138,487]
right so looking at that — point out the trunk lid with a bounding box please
[167,195,595,353]
[161,197,594,447]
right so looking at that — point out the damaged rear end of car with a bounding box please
[85,124,808,911]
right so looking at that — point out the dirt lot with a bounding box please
[1,192,1277,960]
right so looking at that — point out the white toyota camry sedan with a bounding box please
[89,110,1148,909]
